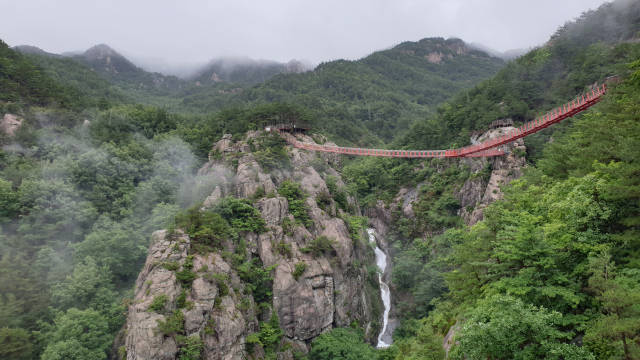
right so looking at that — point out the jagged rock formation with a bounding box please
[457,126,526,226]
[121,132,382,359]
[366,126,526,235]
[124,230,261,360]
[364,126,527,344]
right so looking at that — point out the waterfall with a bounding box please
[368,229,391,348]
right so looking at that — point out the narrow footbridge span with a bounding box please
[282,84,607,158]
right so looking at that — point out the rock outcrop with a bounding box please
[236,159,276,198]
[457,126,526,226]
[122,132,381,360]
[366,126,526,233]
[1,114,23,136]
[124,230,261,360]
[255,197,289,225]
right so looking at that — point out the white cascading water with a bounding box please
[368,229,391,348]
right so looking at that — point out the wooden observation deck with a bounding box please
[490,119,514,129]
[265,123,311,133]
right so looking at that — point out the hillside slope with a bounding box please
[349,1,640,359]
[0,40,87,109]
[190,57,310,87]
[171,37,504,146]
[18,37,504,148]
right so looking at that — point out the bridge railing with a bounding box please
[457,84,606,157]
[282,83,606,158]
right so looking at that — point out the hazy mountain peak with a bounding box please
[390,37,503,65]
[13,45,62,58]
[466,42,528,60]
[83,44,121,60]
[189,56,313,86]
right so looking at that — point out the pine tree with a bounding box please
[585,252,640,360]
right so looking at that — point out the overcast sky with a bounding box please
[0,0,609,75]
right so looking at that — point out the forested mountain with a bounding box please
[20,37,504,146]
[0,40,88,110]
[345,0,640,207]
[190,57,310,86]
[173,37,504,144]
[340,1,640,359]
[2,0,640,359]
[71,44,192,94]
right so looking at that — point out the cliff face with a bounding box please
[367,126,527,237]
[121,131,381,360]
[364,127,527,343]
[457,126,527,226]
[125,230,261,360]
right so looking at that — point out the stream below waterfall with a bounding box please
[368,229,392,348]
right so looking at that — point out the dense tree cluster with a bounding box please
[357,2,640,359]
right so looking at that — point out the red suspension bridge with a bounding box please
[277,84,607,158]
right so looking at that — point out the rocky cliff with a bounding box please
[456,126,526,226]
[367,126,526,236]
[120,131,382,360]
[364,126,527,343]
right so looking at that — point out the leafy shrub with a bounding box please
[213,196,266,233]
[272,240,293,258]
[325,176,338,194]
[254,134,291,171]
[258,311,284,356]
[309,328,378,360]
[190,243,213,255]
[204,318,216,335]
[300,236,337,257]
[163,261,180,271]
[293,262,307,280]
[293,350,307,360]
[203,273,230,297]
[367,265,382,287]
[237,258,277,304]
[38,308,112,360]
[178,334,204,360]
[148,294,168,312]
[246,333,261,355]
[341,215,368,244]
[449,295,595,360]
[253,186,265,200]
[213,296,222,310]
[175,256,197,287]
[231,133,243,143]
[176,290,187,309]
[156,310,184,336]
[118,346,127,358]
[278,180,313,227]
[333,191,348,212]
[316,191,332,208]
[174,204,232,249]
